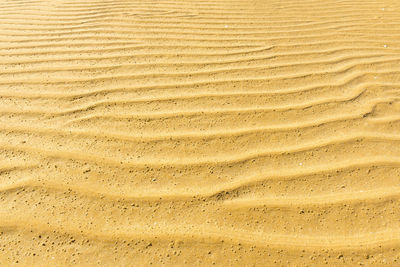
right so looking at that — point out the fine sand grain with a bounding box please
[1,0,400,265]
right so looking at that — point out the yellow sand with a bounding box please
[1,0,400,265]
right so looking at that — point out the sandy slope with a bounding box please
[1,0,400,265]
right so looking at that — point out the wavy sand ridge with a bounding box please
[1,0,400,265]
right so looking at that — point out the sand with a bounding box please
[1,0,400,265]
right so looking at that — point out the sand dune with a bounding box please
[1,0,400,265]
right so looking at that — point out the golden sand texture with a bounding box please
[1,0,400,265]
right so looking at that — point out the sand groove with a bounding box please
[1,0,400,265]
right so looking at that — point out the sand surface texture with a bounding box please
[1,0,400,265]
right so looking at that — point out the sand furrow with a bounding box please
[1,53,396,77]
[2,183,400,239]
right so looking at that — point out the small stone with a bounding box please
[384,45,388,48]
[337,254,344,259]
